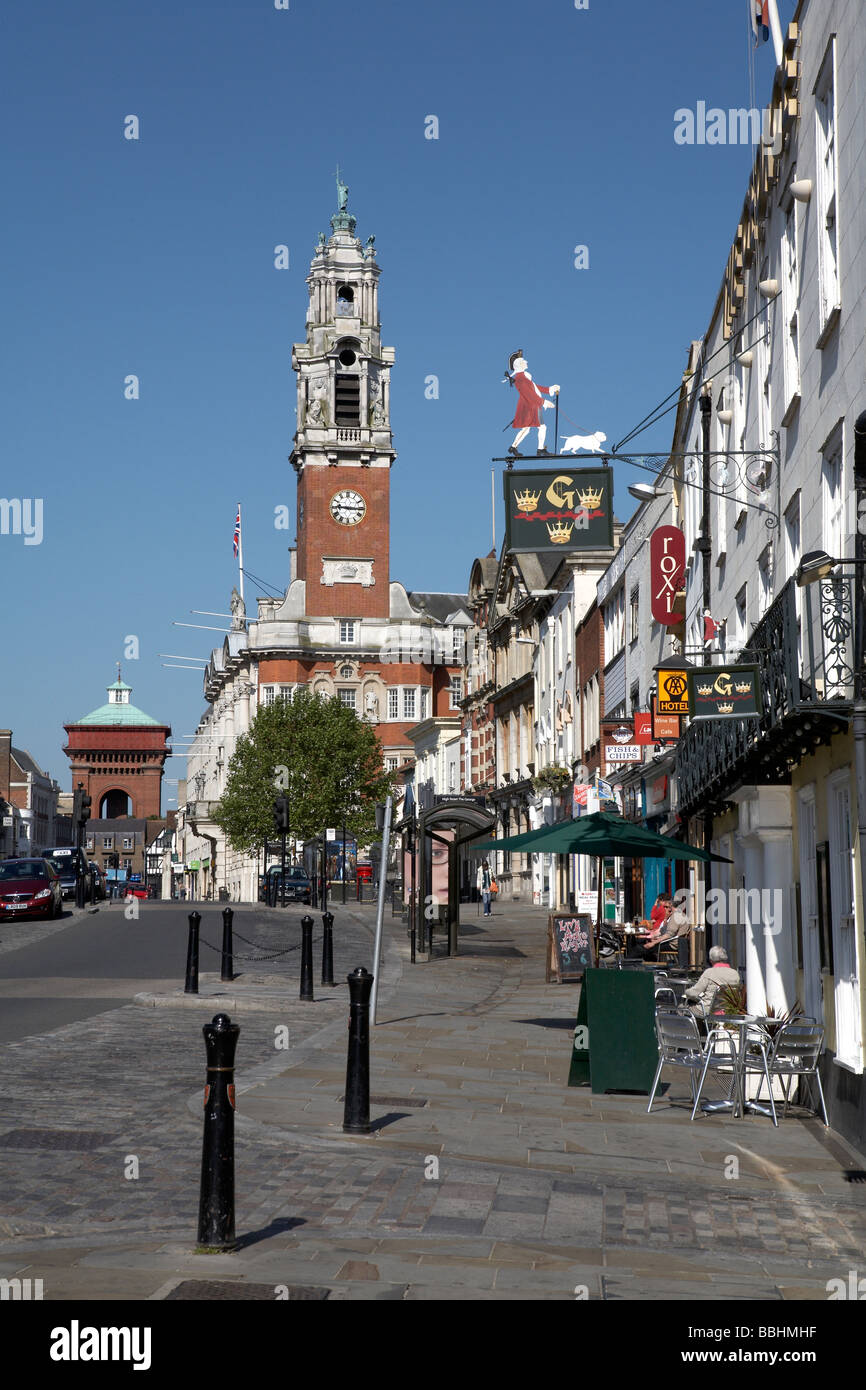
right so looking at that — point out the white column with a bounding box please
[756,828,796,1011]
[738,834,765,1015]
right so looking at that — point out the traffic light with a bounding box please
[79,793,92,826]
[273,796,290,833]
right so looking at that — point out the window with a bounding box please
[629,588,639,644]
[781,201,800,411]
[339,620,356,643]
[403,688,416,720]
[815,40,840,337]
[262,686,276,706]
[123,859,133,872]
[338,688,356,710]
[123,837,133,851]
[279,685,292,701]
[449,675,462,708]
[336,284,354,316]
[102,836,113,850]
[388,687,399,719]
[822,431,844,559]
[339,665,354,679]
[85,838,94,852]
[784,495,801,585]
[419,686,429,719]
[734,586,748,651]
[604,587,625,659]
[757,547,772,619]
[629,682,639,714]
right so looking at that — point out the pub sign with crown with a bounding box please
[687,664,762,720]
[504,468,613,553]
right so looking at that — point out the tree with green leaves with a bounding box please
[213,687,397,857]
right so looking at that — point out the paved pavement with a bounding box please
[0,897,864,1301]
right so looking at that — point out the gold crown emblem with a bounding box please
[735,682,751,693]
[547,519,574,544]
[515,488,541,512]
[578,486,604,509]
[697,684,713,696]
[717,702,734,714]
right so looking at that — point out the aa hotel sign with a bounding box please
[650,526,686,624]
[504,469,613,553]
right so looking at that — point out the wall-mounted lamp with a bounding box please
[759,279,779,297]
[736,349,754,368]
[790,179,812,203]
[717,409,733,426]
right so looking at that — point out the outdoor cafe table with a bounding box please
[700,1014,775,1119]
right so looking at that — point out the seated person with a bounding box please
[683,946,741,1018]
[638,894,673,958]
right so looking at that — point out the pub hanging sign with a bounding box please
[687,664,762,720]
[504,468,613,553]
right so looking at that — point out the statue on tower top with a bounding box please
[335,165,348,212]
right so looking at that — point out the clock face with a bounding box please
[329,490,366,526]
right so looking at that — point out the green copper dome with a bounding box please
[72,679,163,727]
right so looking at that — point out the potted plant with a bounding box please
[532,764,572,795]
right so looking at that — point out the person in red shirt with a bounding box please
[640,894,672,959]
[506,352,559,457]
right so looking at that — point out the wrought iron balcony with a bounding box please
[677,578,852,815]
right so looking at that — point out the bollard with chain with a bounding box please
[184,911,201,994]
[300,914,314,1001]
[197,1012,240,1251]
[220,907,234,982]
[343,967,373,1134]
[321,911,335,987]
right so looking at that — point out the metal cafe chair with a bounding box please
[730,1023,778,1125]
[654,984,678,1007]
[753,1022,829,1125]
[647,1011,736,1116]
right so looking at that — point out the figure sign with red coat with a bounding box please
[505,350,559,457]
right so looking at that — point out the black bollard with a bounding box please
[197,1012,240,1251]
[321,911,335,987]
[184,911,201,994]
[300,914,314,1001]
[220,907,234,982]
[343,967,373,1134]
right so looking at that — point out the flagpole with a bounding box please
[491,469,496,552]
[237,502,245,604]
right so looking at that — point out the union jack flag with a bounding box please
[751,0,769,46]
[232,507,240,558]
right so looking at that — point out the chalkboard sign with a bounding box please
[547,913,594,982]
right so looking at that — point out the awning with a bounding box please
[468,811,730,862]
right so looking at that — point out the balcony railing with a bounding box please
[677,578,852,815]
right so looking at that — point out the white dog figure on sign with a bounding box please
[561,430,606,455]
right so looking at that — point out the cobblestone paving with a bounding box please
[0,903,864,1300]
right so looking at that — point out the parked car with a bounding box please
[88,863,106,901]
[0,858,64,921]
[260,866,312,904]
[41,846,93,902]
[126,886,149,900]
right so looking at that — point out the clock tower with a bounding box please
[292,186,395,619]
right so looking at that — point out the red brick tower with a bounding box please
[291,197,395,619]
[63,676,171,818]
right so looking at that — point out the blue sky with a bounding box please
[1,0,794,799]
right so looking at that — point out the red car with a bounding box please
[0,858,64,921]
[126,887,149,900]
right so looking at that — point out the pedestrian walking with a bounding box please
[476,859,494,917]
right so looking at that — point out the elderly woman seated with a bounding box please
[683,946,741,1018]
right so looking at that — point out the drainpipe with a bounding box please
[853,410,866,942]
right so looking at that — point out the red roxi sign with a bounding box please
[650,525,686,624]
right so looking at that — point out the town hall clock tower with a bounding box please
[291,182,396,619]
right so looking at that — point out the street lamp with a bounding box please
[627,482,666,502]
[796,549,838,587]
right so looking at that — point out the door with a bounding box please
[798,789,823,1025]
[830,778,863,1071]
